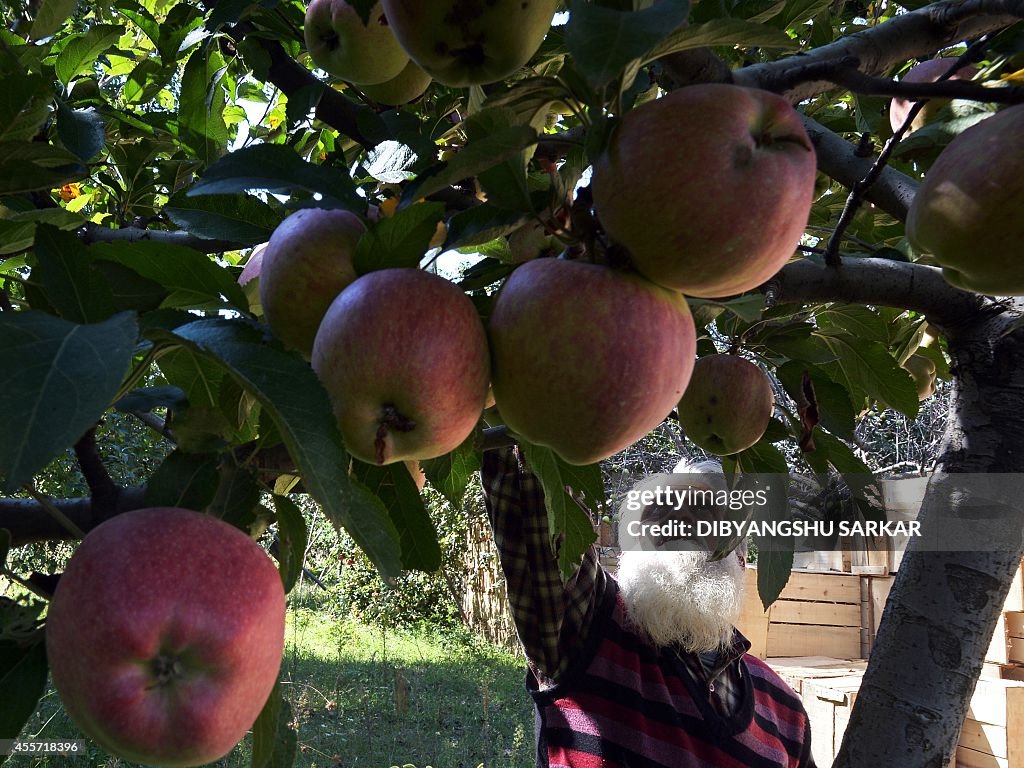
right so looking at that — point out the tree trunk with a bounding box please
[834,311,1024,767]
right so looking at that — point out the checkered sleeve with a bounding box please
[480,446,604,681]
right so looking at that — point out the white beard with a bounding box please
[616,549,745,653]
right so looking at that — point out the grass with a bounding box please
[8,585,535,768]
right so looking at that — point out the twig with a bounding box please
[23,485,87,540]
[131,411,174,440]
[80,222,247,254]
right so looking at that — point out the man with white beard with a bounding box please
[481,447,815,768]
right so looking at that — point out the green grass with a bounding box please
[9,588,535,768]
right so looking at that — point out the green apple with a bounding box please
[592,84,817,298]
[488,259,697,466]
[906,105,1024,294]
[903,354,937,400]
[304,0,409,85]
[259,208,364,358]
[889,59,979,134]
[311,268,490,465]
[379,0,560,87]
[505,219,557,263]
[46,508,285,768]
[676,354,774,456]
[359,59,432,106]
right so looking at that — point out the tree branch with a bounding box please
[73,426,118,511]
[733,0,1024,100]
[1,487,147,546]
[80,222,250,253]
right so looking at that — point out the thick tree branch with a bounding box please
[73,427,118,511]
[767,258,988,329]
[734,0,1024,100]
[80,222,250,253]
[1,487,147,546]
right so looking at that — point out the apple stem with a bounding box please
[374,404,416,464]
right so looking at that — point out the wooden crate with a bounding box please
[738,568,863,660]
[954,678,1024,768]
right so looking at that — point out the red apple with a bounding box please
[889,59,979,134]
[304,0,409,85]
[259,207,364,358]
[591,84,817,298]
[677,355,774,455]
[488,258,696,465]
[311,268,490,465]
[45,508,286,768]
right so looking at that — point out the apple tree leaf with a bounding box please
[251,679,297,768]
[776,362,857,442]
[645,18,797,63]
[354,202,445,274]
[0,640,48,740]
[271,494,308,593]
[517,442,602,580]
[187,144,362,209]
[817,330,919,418]
[178,47,230,166]
[28,0,78,39]
[565,0,690,91]
[54,24,121,85]
[151,319,403,577]
[0,141,87,195]
[0,74,52,143]
[31,225,116,323]
[164,192,281,245]
[816,304,889,344]
[210,464,263,534]
[144,450,221,511]
[0,311,137,491]
[350,461,441,573]
[422,430,483,508]
[755,548,794,611]
[56,104,107,163]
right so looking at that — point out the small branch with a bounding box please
[0,487,147,546]
[131,411,174,440]
[23,485,87,540]
[73,426,119,511]
[80,222,248,254]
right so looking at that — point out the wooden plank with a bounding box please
[1006,686,1024,768]
[1004,565,1024,613]
[868,575,895,641]
[988,614,1010,665]
[966,679,1024,728]
[769,600,862,627]
[957,746,1009,768]
[801,688,836,768]
[1009,637,1024,665]
[1007,612,1024,638]
[780,569,862,603]
[805,675,864,706]
[766,624,862,660]
[958,718,1007,759]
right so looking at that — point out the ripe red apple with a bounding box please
[259,207,364,358]
[488,258,696,465]
[311,268,490,465]
[359,59,432,106]
[677,355,774,455]
[906,105,1024,294]
[304,0,409,85]
[902,353,937,400]
[379,0,560,87]
[889,59,979,134]
[591,84,817,298]
[45,508,286,768]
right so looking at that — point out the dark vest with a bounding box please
[527,578,812,767]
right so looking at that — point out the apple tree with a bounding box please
[1,0,1024,765]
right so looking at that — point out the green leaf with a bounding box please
[251,679,297,768]
[0,75,51,143]
[144,450,220,510]
[517,442,601,579]
[646,18,797,62]
[114,385,188,414]
[776,362,857,441]
[688,294,765,324]
[422,431,483,508]
[0,311,137,491]
[735,441,790,474]
[165,192,280,245]
[446,204,528,250]
[209,464,263,533]
[178,46,229,165]
[565,0,689,90]
[351,461,442,572]
[31,225,115,322]
[187,144,360,208]
[28,0,78,39]
[354,202,445,274]
[91,241,249,312]
[56,104,106,162]
[153,319,403,577]
[0,640,48,739]
[158,348,225,408]
[0,208,84,256]
[55,24,121,85]
[0,141,86,194]
[816,305,889,344]
[817,330,919,418]
[271,495,308,593]
[755,548,794,611]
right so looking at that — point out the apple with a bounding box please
[312,268,490,465]
[359,59,432,106]
[906,105,1024,294]
[903,354,937,400]
[591,84,817,298]
[488,258,696,465]
[45,508,286,768]
[379,0,560,87]
[304,0,409,85]
[238,241,268,315]
[259,207,364,358]
[889,59,979,134]
[506,219,558,263]
[676,355,774,455]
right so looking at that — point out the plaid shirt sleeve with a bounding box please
[480,446,604,681]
